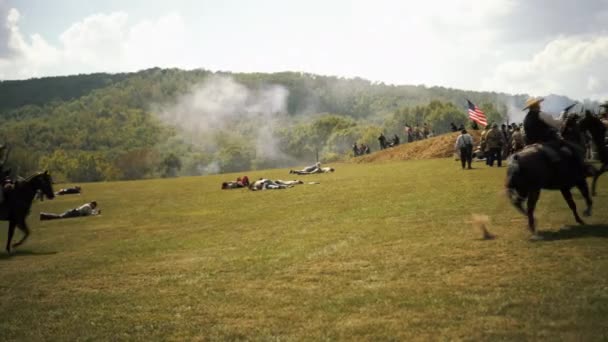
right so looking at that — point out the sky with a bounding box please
[1,0,608,100]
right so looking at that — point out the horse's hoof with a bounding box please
[529,234,544,241]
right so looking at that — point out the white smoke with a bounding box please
[504,96,525,123]
[153,75,292,174]
[200,160,220,175]
[503,93,588,124]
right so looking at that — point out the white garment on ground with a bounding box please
[76,203,98,216]
[302,163,320,172]
[275,180,303,186]
[252,179,286,190]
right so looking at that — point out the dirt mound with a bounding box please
[354,130,482,163]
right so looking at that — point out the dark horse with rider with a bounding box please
[506,98,608,239]
[0,145,56,254]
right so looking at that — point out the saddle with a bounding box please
[521,141,583,165]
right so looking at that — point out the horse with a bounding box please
[506,142,593,237]
[0,171,55,254]
[577,111,608,196]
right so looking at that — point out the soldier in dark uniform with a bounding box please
[522,98,561,145]
[378,133,387,150]
[523,97,583,165]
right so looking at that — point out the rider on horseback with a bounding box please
[523,97,586,167]
[523,98,561,144]
[0,144,11,205]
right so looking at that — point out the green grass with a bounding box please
[1,158,608,340]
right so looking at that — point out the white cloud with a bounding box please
[487,34,608,100]
[0,8,192,79]
[1,0,607,102]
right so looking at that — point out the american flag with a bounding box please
[466,99,488,127]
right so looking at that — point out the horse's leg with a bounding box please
[560,188,585,225]
[12,219,30,248]
[592,164,606,196]
[6,221,16,254]
[576,179,593,217]
[527,190,540,235]
[507,189,526,215]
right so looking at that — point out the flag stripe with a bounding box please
[466,99,487,126]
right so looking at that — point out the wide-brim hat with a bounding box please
[523,97,544,110]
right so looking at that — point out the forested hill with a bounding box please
[0,68,578,182]
[0,73,131,114]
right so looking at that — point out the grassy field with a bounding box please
[1,158,608,340]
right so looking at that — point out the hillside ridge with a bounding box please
[353,130,483,162]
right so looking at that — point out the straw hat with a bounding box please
[523,97,544,110]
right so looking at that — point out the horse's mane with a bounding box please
[579,114,608,164]
[24,171,46,182]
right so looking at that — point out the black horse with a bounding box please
[0,171,55,254]
[506,143,593,237]
[577,111,608,196]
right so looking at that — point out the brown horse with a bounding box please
[0,171,55,254]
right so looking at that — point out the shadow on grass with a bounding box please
[537,224,608,241]
[0,250,58,260]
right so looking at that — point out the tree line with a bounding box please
[0,68,532,182]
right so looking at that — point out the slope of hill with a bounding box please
[354,130,483,162]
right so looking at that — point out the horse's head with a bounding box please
[579,110,603,132]
[29,170,55,200]
[565,114,579,127]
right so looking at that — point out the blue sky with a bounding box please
[2,0,608,100]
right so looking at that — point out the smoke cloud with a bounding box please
[0,5,17,58]
[154,75,292,174]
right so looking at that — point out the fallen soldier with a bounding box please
[55,186,82,195]
[289,166,335,175]
[249,179,304,191]
[221,176,250,189]
[40,201,101,220]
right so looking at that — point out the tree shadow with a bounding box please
[0,250,58,260]
[537,224,608,241]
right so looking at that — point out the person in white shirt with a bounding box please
[455,129,474,169]
[40,201,100,220]
[289,165,335,175]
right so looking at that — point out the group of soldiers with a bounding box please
[377,133,400,150]
[477,122,525,166]
[352,143,371,156]
[469,98,608,168]
[404,123,433,142]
